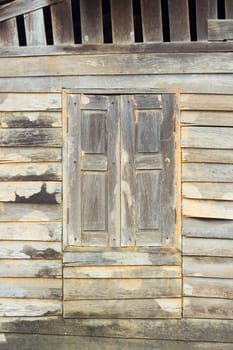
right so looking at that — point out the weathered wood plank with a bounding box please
[0,93,61,110]
[183,237,233,257]
[110,0,134,43]
[195,0,209,41]
[64,279,181,300]
[208,20,233,41]
[181,111,233,126]
[0,299,61,317]
[64,299,181,318]
[225,0,233,19]
[81,232,107,247]
[0,128,62,147]
[81,155,107,171]
[135,154,162,170]
[2,74,233,94]
[0,203,61,222]
[182,217,233,239]
[0,278,62,298]
[184,297,233,319]
[1,111,61,128]
[0,222,61,241]
[0,260,61,278]
[0,147,61,163]
[183,198,233,220]
[183,257,233,278]
[183,183,233,200]
[0,18,18,47]
[0,163,61,181]
[24,9,46,46]
[182,163,233,182]
[0,242,61,259]
[0,0,62,22]
[2,54,233,77]
[64,265,181,278]
[80,0,103,44]
[64,250,181,266]
[50,0,74,44]
[180,94,233,110]
[184,277,233,298]
[141,0,162,42]
[168,0,190,41]
[182,149,233,164]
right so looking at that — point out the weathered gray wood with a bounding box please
[81,232,107,247]
[168,0,190,41]
[50,0,74,44]
[121,96,136,246]
[0,0,62,22]
[64,298,181,318]
[137,111,161,152]
[0,18,18,47]
[0,260,62,278]
[141,0,162,42]
[182,217,233,239]
[183,237,233,257]
[184,277,233,298]
[80,94,108,110]
[0,241,61,259]
[136,231,161,247]
[225,0,233,19]
[0,128,62,147]
[208,20,233,41]
[196,0,209,41]
[0,299,61,317]
[0,163,61,181]
[80,0,103,44]
[82,173,106,231]
[182,163,233,182]
[0,222,61,241]
[64,249,181,266]
[181,111,233,126]
[183,257,233,278]
[0,93,61,110]
[135,154,163,170]
[0,278,62,298]
[0,203,61,222]
[110,0,134,43]
[64,265,181,278]
[0,147,61,163]
[1,111,61,128]
[81,111,106,153]
[134,94,162,109]
[183,183,233,200]
[183,198,233,220]
[208,0,218,18]
[24,9,46,46]
[81,155,107,171]
[182,148,233,164]
[180,94,233,110]
[64,278,181,300]
[2,54,233,76]
[184,297,233,319]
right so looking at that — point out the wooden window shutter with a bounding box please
[64,92,176,249]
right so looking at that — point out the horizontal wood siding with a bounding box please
[181,93,233,320]
[0,92,62,317]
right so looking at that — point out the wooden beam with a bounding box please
[0,0,63,23]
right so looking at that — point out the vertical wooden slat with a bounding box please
[110,0,134,43]
[225,0,233,18]
[196,0,217,40]
[51,0,74,44]
[80,0,103,44]
[0,18,18,47]
[208,0,218,19]
[121,95,136,246]
[168,0,190,41]
[24,9,46,46]
[140,0,162,42]
[108,96,121,247]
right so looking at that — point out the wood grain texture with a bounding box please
[225,0,233,18]
[0,93,61,110]
[110,0,134,43]
[0,163,61,181]
[208,20,233,41]
[0,148,61,163]
[0,299,61,317]
[141,0,162,42]
[183,237,233,257]
[24,9,46,46]
[50,0,74,44]
[180,94,233,110]
[184,297,233,319]
[0,242,61,259]
[0,18,18,47]
[182,163,233,182]
[182,217,233,239]
[64,298,181,318]
[0,278,62,298]
[182,149,233,164]
[181,111,233,126]
[184,277,233,298]
[64,278,181,300]
[168,0,190,41]
[195,0,209,41]
[80,0,103,44]
[1,111,61,128]
[0,260,62,278]
[183,257,233,278]
[183,183,233,200]
[183,199,233,219]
